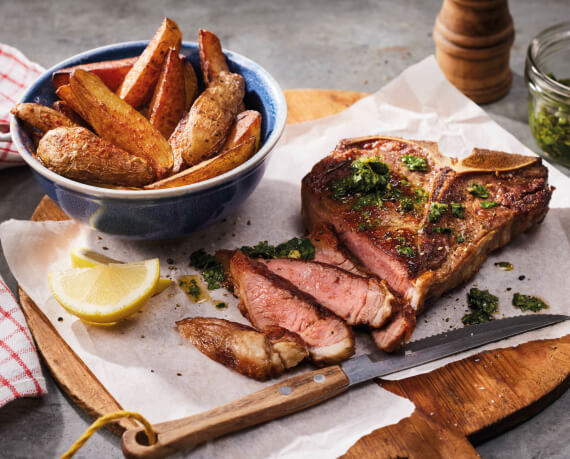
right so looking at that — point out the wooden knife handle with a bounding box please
[121,365,350,458]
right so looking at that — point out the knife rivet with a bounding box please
[280,386,292,395]
[313,374,325,383]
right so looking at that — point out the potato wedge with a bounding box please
[55,84,90,121]
[198,29,229,86]
[148,48,186,138]
[117,17,182,107]
[70,69,173,178]
[52,57,137,91]
[169,71,245,167]
[145,136,256,189]
[52,100,89,127]
[221,110,262,153]
[11,103,77,133]
[182,58,199,110]
[37,127,154,186]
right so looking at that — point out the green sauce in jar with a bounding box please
[525,23,570,167]
[528,75,570,165]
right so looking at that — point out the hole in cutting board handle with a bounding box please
[135,430,152,446]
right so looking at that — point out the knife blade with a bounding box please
[121,314,568,458]
[342,314,568,385]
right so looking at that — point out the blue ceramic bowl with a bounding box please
[11,41,287,240]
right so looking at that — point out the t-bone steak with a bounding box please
[302,136,552,350]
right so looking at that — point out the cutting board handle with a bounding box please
[121,365,349,458]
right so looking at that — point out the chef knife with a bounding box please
[121,314,568,458]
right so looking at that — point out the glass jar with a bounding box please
[525,22,570,168]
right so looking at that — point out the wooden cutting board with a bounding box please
[19,89,570,458]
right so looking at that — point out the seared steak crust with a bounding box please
[302,136,552,350]
[230,251,355,364]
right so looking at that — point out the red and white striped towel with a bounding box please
[0,274,46,407]
[0,43,44,169]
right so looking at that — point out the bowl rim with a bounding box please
[10,40,287,199]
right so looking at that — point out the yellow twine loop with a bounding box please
[61,410,156,459]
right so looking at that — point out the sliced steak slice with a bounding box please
[370,303,416,352]
[230,251,355,364]
[177,317,307,381]
[261,257,396,328]
[308,224,366,276]
[302,136,552,350]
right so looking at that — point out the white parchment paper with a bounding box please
[1,56,569,458]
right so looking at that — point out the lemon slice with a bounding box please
[48,259,160,323]
[71,247,172,295]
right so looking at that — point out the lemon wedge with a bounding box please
[70,247,172,295]
[48,258,160,323]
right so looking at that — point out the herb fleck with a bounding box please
[330,156,390,200]
[467,183,489,198]
[480,201,498,209]
[512,293,548,312]
[357,222,372,232]
[415,188,428,201]
[353,192,383,211]
[457,233,465,243]
[396,244,415,257]
[428,202,448,223]
[494,261,513,271]
[462,288,499,326]
[179,277,201,302]
[451,202,465,218]
[241,237,315,260]
[433,226,452,234]
[399,197,414,212]
[215,301,228,310]
[401,154,428,172]
[190,249,225,290]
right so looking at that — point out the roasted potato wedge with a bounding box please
[11,103,77,133]
[198,29,229,85]
[169,71,245,167]
[182,58,199,110]
[117,17,182,107]
[148,48,186,138]
[37,127,154,186]
[221,110,262,153]
[145,136,256,189]
[70,69,173,178]
[52,100,89,127]
[52,57,137,91]
[55,84,90,121]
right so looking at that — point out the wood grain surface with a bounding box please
[121,366,351,458]
[19,89,569,457]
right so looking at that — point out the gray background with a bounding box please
[0,0,569,457]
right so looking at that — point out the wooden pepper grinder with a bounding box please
[433,0,514,104]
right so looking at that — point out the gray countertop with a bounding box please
[0,0,568,457]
